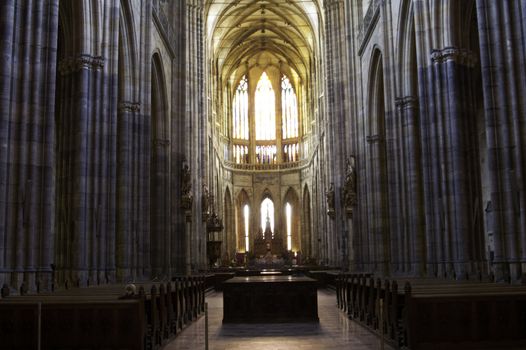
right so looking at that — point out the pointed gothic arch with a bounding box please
[302,185,312,259]
[150,52,170,277]
[236,189,251,252]
[283,187,300,252]
[224,187,235,261]
[367,48,391,275]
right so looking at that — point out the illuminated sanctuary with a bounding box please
[1,0,526,349]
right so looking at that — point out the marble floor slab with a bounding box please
[163,289,393,350]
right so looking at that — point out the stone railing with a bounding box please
[224,159,308,172]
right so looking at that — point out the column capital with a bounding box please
[431,47,478,67]
[118,101,141,113]
[58,54,105,75]
[154,139,171,147]
[395,96,418,109]
[366,134,384,144]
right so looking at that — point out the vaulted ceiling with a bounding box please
[205,0,323,84]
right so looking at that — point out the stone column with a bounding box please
[186,0,207,272]
[116,101,141,282]
[324,0,350,268]
[346,211,355,271]
[185,210,192,276]
[477,0,526,281]
[342,155,357,271]
[55,0,120,286]
[428,47,483,279]
[396,96,425,276]
[0,0,59,291]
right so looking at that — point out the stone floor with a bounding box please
[163,289,393,350]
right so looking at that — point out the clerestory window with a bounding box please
[255,72,276,141]
[231,72,302,164]
[233,76,249,140]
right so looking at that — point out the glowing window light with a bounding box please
[255,72,276,141]
[233,76,249,140]
[244,204,250,252]
[286,203,292,251]
[281,75,298,139]
[260,198,275,235]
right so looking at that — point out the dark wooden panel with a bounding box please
[0,304,39,350]
[222,276,318,323]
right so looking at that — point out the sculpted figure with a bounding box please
[181,160,193,209]
[326,182,335,212]
[202,183,210,214]
[343,156,357,207]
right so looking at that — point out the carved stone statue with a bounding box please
[202,183,210,214]
[181,160,193,210]
[326,182,335,218]
[343,155,357,209]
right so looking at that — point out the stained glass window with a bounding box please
[234,145,249,164]
[256,145,277,164]
[255,72,276,141]
[286,203,292,251]
[283,144,299,162]
[281,75,298,139]
[233,76,249,140]
[260,198,275,237]
[244,204,250,252]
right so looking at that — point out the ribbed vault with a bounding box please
[206,0,322,84]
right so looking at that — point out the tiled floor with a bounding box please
[164,289,393,350]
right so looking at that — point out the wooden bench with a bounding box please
[336,275,526,349]
[0,298,145,350]
[0,276,207,350]
[309,270,341,290]
[402,281,526,350]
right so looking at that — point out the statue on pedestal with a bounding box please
[326,182,335,218]
[343,156,357,216]
[181,160,193,210]
[202,183,210,221]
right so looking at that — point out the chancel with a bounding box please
[1,0,526,349]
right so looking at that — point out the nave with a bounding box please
[165,289,391,350]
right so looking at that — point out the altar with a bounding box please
[222,276,319,323]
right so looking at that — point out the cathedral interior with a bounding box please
[1,0,526,349]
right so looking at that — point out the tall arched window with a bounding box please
[260,198,275,238]
[232,76,249,164]
[281,75,298,139]
[229,70,305,165]
[255,72,276,141]
[233,76,249,140]
[286,203,292,251]
[244,204,250,252]
[281,75,299,163]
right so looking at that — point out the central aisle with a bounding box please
[164,289,393,350]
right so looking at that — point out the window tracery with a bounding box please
[255,72,276,141]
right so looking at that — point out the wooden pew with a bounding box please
[0,298,146,350]
[401,281,526,350]
[0,276,207,350]
[342,276,526,350]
